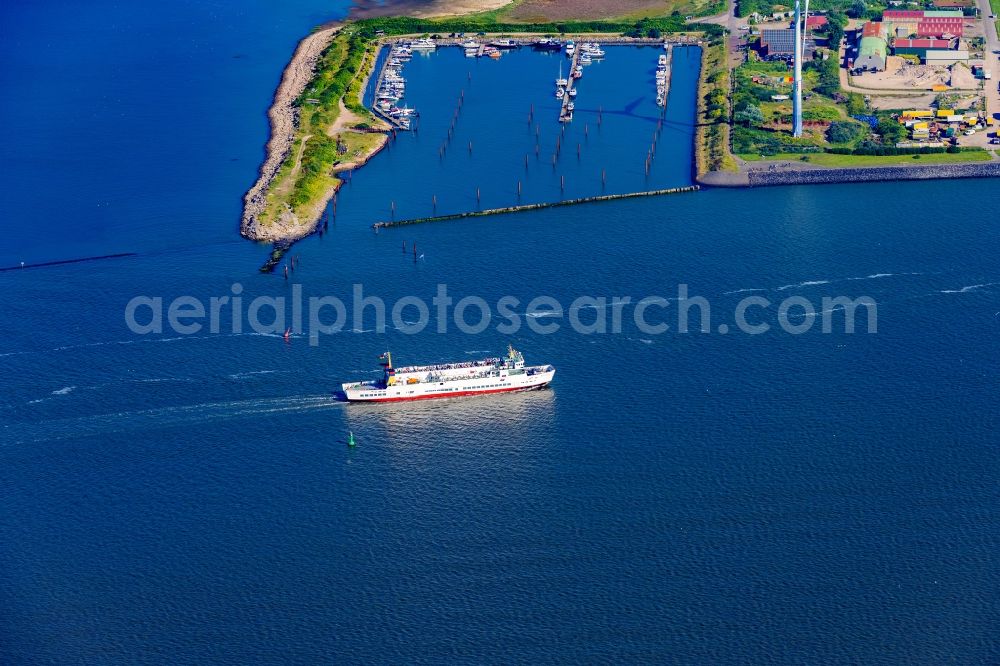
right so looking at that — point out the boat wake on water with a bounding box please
[7,395,345,444]
[938,282,1000,294]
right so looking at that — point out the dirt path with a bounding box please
[289,135,311,179]
[329,103,363,135]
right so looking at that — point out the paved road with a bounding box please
[976,0,999,133]
[692,3,745,68]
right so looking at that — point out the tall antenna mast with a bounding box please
[793,0,804,137]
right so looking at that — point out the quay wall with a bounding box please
[698,161,1000,188]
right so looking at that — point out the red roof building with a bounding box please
[862,21,886,37]
[916,18,964,37]
[883,10,925,19]
[893,38,952,49]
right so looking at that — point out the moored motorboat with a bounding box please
[532,38,562,51]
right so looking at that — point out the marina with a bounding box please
[370,36,688,130]
[355,44,701,225]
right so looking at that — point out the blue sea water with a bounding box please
[2,1,1000,664]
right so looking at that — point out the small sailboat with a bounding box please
[555,87,565,99]
[568,87,577,97]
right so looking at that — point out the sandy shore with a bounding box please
[241,24,340,242]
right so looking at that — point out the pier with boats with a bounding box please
[373,36,680,127]
[371,42,422,130]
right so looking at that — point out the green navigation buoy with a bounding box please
[347,431,356,448]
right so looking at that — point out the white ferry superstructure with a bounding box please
[341,347,555,402]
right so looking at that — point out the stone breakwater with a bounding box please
[241,25,339,243]
[698,161,1000,188]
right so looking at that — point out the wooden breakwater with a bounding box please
[0,252,137,272]
[371,185,700,229]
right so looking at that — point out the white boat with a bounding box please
[565,40,575,56]
[579,54,592,65]
[461,40,479,50]
[555,63,568,87]
[341,347,555,402]
[566,102,575,111]
[568,88,577,97]
[409,38,436,50]
[658,54,668,66]
[555,87,565,99]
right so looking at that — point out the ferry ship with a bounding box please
[341,347,555,402]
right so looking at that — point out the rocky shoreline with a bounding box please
[698,161,1000,188]
[241,24,340,243]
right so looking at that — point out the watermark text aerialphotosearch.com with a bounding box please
[125,283,878,345]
